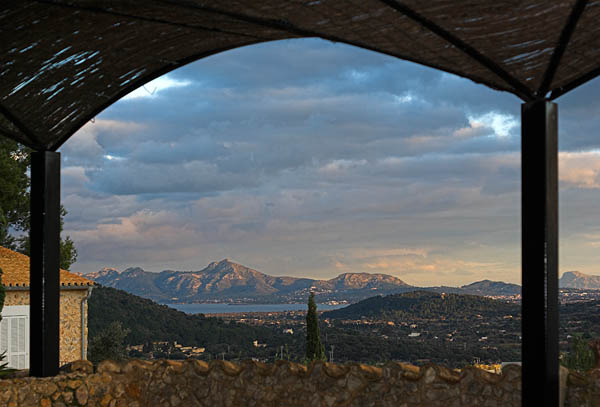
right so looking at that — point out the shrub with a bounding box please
[88,321,130,365]
[561,333,595,372]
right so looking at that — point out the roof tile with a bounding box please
[0,246,94,288]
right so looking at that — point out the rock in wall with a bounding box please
[0,359,597,406]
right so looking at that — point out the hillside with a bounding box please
[87,285,600,367]
[459,280,521,296]
[90,267,166,299]
[560,271,600,289]
[322,291,520,320]
[87,286,523,366]
[87,286,290,354]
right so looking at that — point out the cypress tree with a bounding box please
[305,292,326,362]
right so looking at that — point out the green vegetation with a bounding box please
[88,321,131,364]
[0,139,29,251]
[16,207,78,271]
[318,291,522,367]
[559,300,600,339]
[559,299,600,370]
[88,286,523,367]
[0,139,78,269]
[88,286,296,360]
[305,292,326,362]
[88,285,600,368]
[561,333,595,372]
[322,291,520,320]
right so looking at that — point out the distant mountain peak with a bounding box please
[461,279,512,289]
[85,267,120,279]
[327,272,410,290]
[560,270,600,289]
[207,258,240,268]
[122,267,149,275]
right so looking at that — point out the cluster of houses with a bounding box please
[127,341,206,359]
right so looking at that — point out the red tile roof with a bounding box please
[0,246,94,288]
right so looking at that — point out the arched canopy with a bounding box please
[1,0,599,151]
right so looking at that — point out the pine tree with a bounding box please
[0,139,77,269]
[0,139,29,251]
[305,292,326,362]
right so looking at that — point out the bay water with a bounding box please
[167,302,346,314]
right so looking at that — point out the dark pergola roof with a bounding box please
[0,3,587,399]
[1,0,599,151]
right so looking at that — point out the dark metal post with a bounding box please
[29,151,61,377]
[521,100,559,406]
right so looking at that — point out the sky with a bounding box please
[58,38,600,286]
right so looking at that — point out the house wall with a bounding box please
[3,289,89,365]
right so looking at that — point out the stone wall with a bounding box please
[565,368,600,406]
[4,290,30,306]
[4,289,89,365]
[1,359,597,406]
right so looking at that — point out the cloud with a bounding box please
[559,151,600,189]
[122,76,192,100]
[55,38,600,283]
[327,246,511,286]
[467,112,518,138]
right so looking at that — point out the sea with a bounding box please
[166,303,346,314]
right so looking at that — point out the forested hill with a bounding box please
[88,286,286,350]
[321,291,520,320]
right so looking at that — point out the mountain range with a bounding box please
[83,259,524,303]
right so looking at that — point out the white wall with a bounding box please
[0,305,30,369]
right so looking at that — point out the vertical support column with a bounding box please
[30,151,61,377]
[521,100,559,406]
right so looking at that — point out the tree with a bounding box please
[17,206,78,271]
[88,321,131,365]
[561,333,595,372]
[305,292,326,362]
[0,213,15,251]
[0,139,77,269]
[0,139,29,251]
